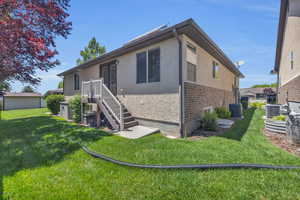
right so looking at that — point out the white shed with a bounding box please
[3,92,42,110]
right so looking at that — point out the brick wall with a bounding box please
[184,81,235,135]
[278,75,300,104]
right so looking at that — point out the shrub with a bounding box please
[46,94,64,114]
[202,112,218,131]
[250,102,266,109]
[215,107,231,119]
[69,95,81,123]
[272,115,286,121]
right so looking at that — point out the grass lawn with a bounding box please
[1,108,300,200]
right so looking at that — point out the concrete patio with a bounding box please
[114,125,160,139]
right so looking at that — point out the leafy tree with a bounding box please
[22,86,35,93]
[58,81,64,89]
[0,81,11,92]
[0,0,72,85]
[76,37,106,65]
[251,83,278,88]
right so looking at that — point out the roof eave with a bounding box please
[274,0,288,72]
[58,18,244,78]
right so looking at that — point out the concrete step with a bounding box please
[124,121,139,129]
[123,112,131,118]
[124,116,135,123]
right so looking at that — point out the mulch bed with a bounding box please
[188,127,229,141]
[264,130,300,157]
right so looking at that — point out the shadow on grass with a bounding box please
[219,108,256,141]
[0,116,110,200]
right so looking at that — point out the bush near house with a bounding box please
[69,95,81,123]
[202,111,218,131]
[215,107,231,119]
[272,115,287,121]
[250,102,266,109]
[46,94,64,114]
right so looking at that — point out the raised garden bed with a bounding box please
[264,119,287,134]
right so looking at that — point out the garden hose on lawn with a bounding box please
[82,146,300,170]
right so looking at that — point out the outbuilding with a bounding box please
[1,92,43,110]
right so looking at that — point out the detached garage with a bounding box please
[2,92,42,110]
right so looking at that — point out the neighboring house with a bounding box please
[58,18,244,137]
[44,88,64,98]
[240,88,277,104]
[1,92,43,110]
[275,0,300,104]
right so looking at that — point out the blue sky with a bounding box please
[12,0,280,93]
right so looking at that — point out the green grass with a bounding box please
[1,108,300,200]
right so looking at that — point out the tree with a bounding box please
[76,37,106,65]
[0,0,72,85]
[0,81,11,92]
[251,83,278,88]
[22,86,35,93]
[58,80,63,89]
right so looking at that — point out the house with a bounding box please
[274,0,300,104]
[58,19,244,137]
[1,92,43,110]
[44,88,64,98]
[240,88,277,104]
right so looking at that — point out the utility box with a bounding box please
[60,102,72,120]
[265,104,281,119]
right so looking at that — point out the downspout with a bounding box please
[173,29,184,138]
[276,72,279,104]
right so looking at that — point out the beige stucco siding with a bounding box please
[117,38,180,123]
[64,63,100,101]
[278,16,300,87]
[117,38,179,94]
[182,34,238,91]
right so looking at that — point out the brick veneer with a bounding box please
[184,81,235,136]
[278,75,300,104]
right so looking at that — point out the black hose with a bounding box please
[82,146,300,170]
